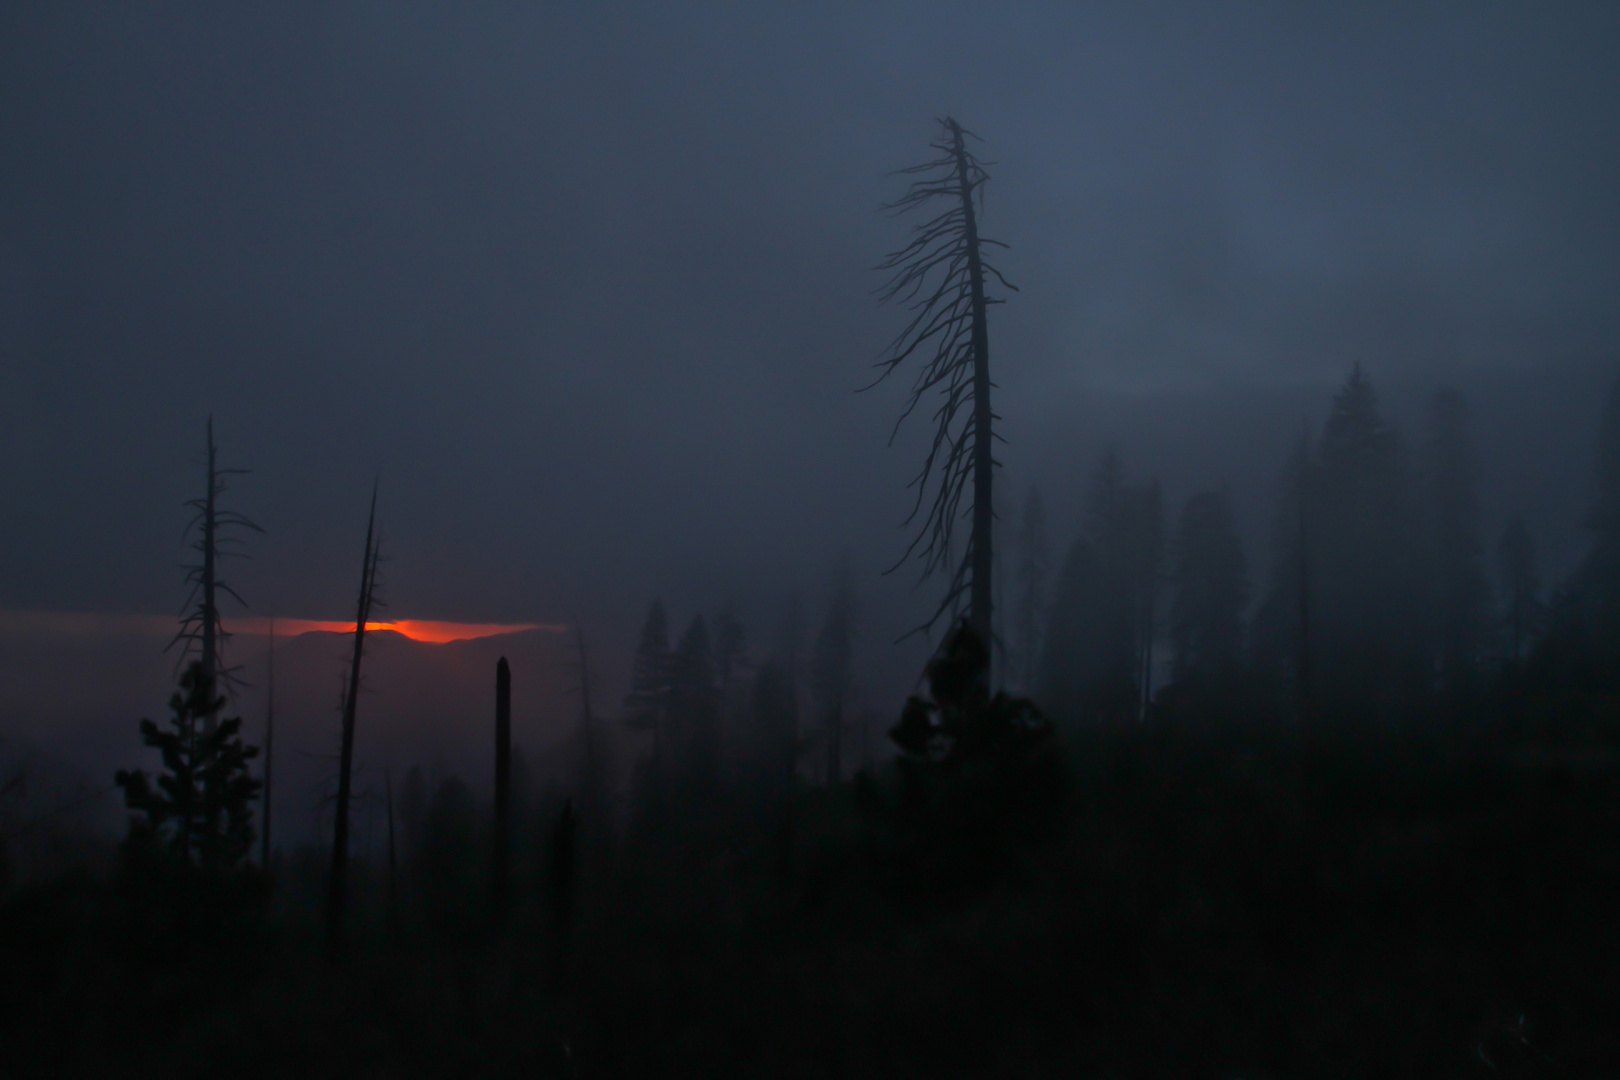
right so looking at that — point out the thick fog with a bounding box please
[2,4,1618,822]
[11,8,1620,1074]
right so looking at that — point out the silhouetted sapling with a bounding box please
[115,661,261,872]
[884,619,1060,887]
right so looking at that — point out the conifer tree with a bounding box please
[1038,533,1104,723]
[115,661,261,872]
[712,607,748,692]
[1251,424,1314,717]
[1012,486,1050,694]
[1498,516,1543,666]
[667,615,720,790]
[887,620,1058,880]
[710,607,749,777]
[1085,448,1134,695]
[1576,374,1620,650]
[623,599,673,768]
[1125,480,1165,719]
[570,622,607,831]
[1424,389,1492,699]
[1169,490,1249,684]
[1312,365,1423,714]
[810,560,856,785]
[871,118,1017,640]
[751,662,800,801]
[1040,449,1161,723]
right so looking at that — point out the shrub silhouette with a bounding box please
[882,619,1062,890]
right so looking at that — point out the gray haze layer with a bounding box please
[2,4,1617,704]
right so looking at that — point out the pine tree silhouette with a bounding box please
[116,662,261,872]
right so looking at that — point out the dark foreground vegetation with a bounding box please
[7,124,1620,1077]
[2,660,1617,1077]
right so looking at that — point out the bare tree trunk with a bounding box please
[386,768,399,941]
[175,417,259,720]
[1297,467,1313,723]
[1139,595,1156,722]
[326,484,379,959]
[261,618,274,869]
[947,119,996,645]
[201,418,218,695]
[574,622,600,827]
[493,656,512,924]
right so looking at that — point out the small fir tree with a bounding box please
[886,619,1060,888]
[115,661,261,872]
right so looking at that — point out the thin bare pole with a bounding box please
[574,621,599,822]
[386,768,399,940]
[201,417,219,690]
[261,617,275,869]
[493,657,512,924]
[326,482,379,958]
[1296,426,1313,724]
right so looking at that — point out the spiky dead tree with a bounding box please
[871,117,1017,641]
[326,483,381,958]
[171,416,263,707]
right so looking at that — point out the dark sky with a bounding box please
[3,2,1618,665]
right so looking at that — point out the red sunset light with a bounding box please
[227,618,558,643]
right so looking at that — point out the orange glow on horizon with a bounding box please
[0,610,562,644]
[226,617,561,643]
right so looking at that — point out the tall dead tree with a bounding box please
[326,484,381,958]
[492,656,512,923]
[385,768,399,940]
[871,117,1016,642]
[172,416,262,710]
